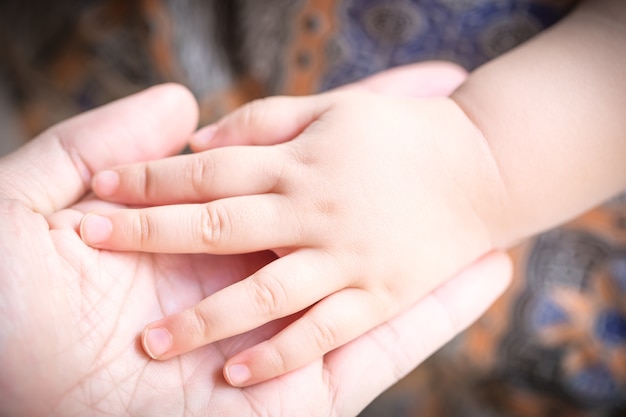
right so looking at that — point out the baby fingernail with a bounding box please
[143,327,173,359]
[190,125,217,149]
[81,214,113,244]
[93,170,120,197]
[226,364,251,386]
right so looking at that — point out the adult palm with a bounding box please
[0,76,510,417]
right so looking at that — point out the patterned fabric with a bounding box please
[0,0,578,133]
[360,194,626,417]
[2,1,626,416]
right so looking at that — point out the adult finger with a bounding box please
[0,84,198,215]
[341,61,468,97]
[329,250,512,417]
[189,95,330,151]
[140,250,346,360]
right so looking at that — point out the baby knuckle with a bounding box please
[265,342,289,375]
[248,272,288,317]
[265,151,290,191]
[187,155,213,195]
[131,211,155,245]
[189,305,212,340]
[199,203,230,248]
[285,141,316,168]
[138,164,157,200]
[238,98,269,128]
[309,319,339,353]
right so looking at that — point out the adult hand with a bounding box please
[0,65,509,417]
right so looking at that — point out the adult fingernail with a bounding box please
[92,170,119,197]
[143,327,173,359]
[81,214,113,244]
[225,364,251,386]
[190,125,217,149]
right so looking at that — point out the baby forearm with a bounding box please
[452,0,626,248]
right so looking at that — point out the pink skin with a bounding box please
[77,62,509,388]
[0,80,511,416]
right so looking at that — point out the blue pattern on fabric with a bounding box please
[321,0,573,90]
[595,310,626,347]
[531,295,571,329]
[567,364,621,403]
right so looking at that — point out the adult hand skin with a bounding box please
[0,66,510,417]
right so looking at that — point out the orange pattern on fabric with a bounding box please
[283,0,340,95]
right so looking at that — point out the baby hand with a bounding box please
[80,90,506,387]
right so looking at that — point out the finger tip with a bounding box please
[190,125,218,151]
[80,213,113,245]
[149,83,199,127]
[187,142,203,154]
[492,250,514,292]
[91,170,119,197]
[142,326,173,360]
[224,362,252,387]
